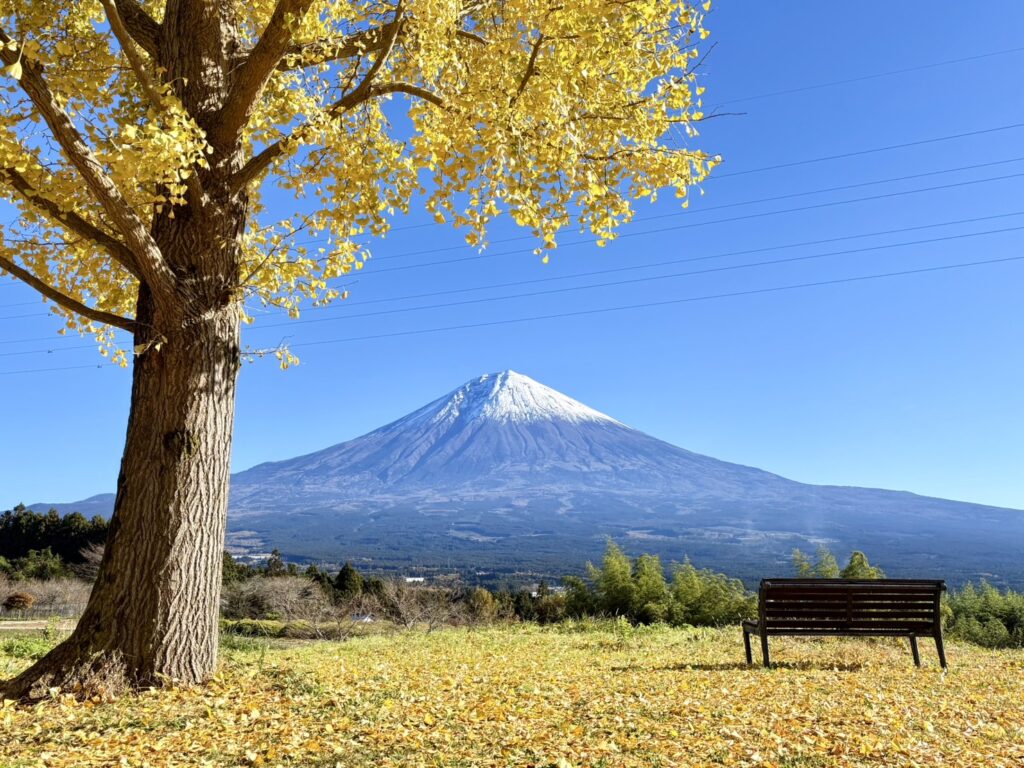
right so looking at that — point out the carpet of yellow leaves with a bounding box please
[2,624,1022,767]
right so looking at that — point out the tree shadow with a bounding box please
[618,660,865,672]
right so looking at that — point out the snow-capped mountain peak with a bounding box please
[430,370,622,426]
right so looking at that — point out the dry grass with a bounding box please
[0,578,90,620]
[1,623,1022,767]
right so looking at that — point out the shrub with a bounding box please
[0,548,69,581]
[466,587,498,624]
[947,581,1024,649]
[221,575,337,622]
[3,591,35,612]
[668,561,756,626]
[566,541,756,627]
[0,578,90,617]
[533,593,568,624]
[0,635,52,660]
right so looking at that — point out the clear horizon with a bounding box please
[2,1,1023,511]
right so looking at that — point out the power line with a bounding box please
[4,252,1021,373]
[292,122,1024,239]
[355,171,1024,276]
[0,343,97,358]
[712,122,1024,180]
[282,255,1024,350]
[275,210,1024,310]
[349,155,1024,263]
[9,165,1023,324]
[0,332,85,346]
[2,123,1022,297]
[8,210,1021,351]
[712,46,1024,106]
[243,225,1024,330]
[0,362,118,376]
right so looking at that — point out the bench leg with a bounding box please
[760,633,771,668]
[934,631,947,670]
[909,636,921,667]
[743,629,753,665]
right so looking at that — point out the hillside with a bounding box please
[28,370,1024,585]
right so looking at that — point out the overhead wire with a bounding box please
[4,253,1020,374]
[282,255,1024,348]
[239,225,1024,329]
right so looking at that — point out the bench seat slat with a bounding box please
[765,609,937,620]
[764,591,938,600]
[765,619,934,629]
[763,628,935,637]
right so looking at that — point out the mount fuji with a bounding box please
[28,370,1024,585]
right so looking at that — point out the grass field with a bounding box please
[2,623,1022,767]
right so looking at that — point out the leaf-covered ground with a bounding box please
[2,624,1022,767]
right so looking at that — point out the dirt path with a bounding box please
[0,619,77,633]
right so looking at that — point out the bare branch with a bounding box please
[1,167,142,280]
[456,29,489,45]
[328,3,405,115]
[511,33,544,106]
[0,28,176,298]
[0,253,136,332]
[356,81,444,108]
[100,0,164,112]
[214,0,317,147]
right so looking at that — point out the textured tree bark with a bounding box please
[2,289,242,700]
[1,0,262,702]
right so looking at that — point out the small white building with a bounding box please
[404,576,426,584]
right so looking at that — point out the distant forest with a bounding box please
[0,504,108,565]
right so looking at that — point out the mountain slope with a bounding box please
[230,370,792,504]
[27,370,1024,586]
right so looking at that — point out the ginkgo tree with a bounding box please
[0,0,717,699]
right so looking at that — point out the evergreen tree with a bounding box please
[563,576,596,618]
[840,551,885,579]
[334,562,364,601]
[588,540,636,617]
[792,546,841,578]
[265,549,287,578]
[632,554,670,623]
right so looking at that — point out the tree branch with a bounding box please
[113,0,161,60]
[511,33,544,106]
[329,3,404,114]
[214,0,317,147]
[275,16,486,72]
[100,0,165,112]
[1,167,143,280]
[0,28,176,299]
[0,253,136,332]
[456,29,489,45]
[355,81,444,108]
[276,22,398,71]
[232,5,434,191]
[230,82,442,190]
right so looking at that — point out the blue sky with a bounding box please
[2,2,1023,510]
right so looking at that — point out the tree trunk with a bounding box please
[2,289,242,701]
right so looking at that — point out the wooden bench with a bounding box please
[742,578,947,668]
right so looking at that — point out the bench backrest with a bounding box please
[758,579,945,635]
